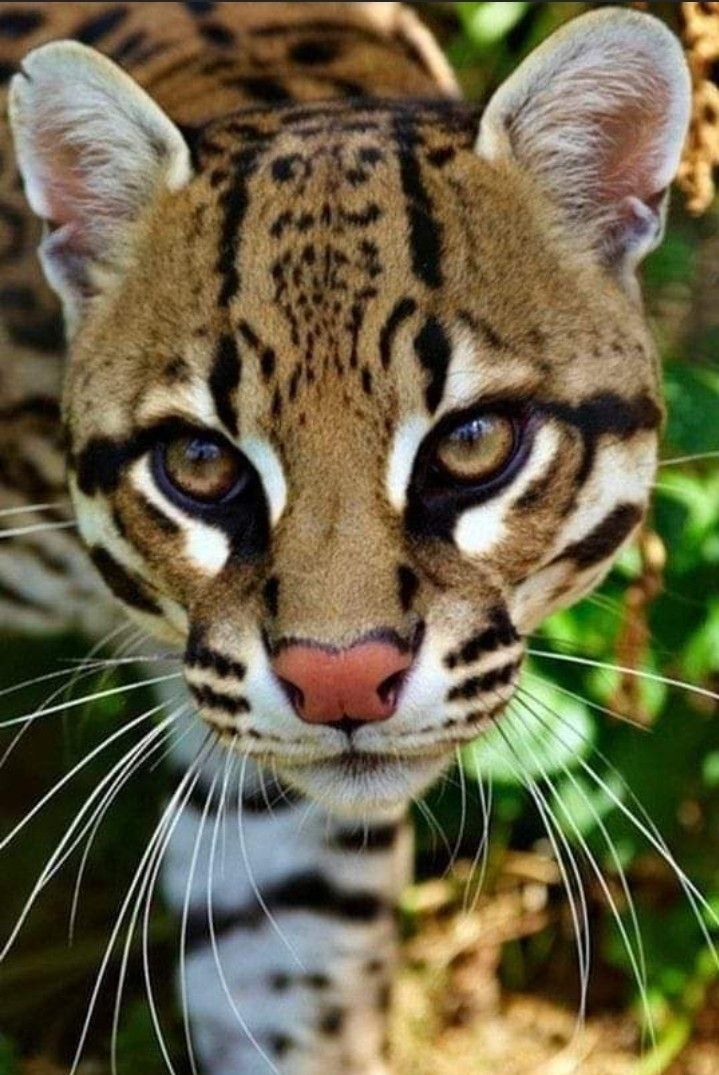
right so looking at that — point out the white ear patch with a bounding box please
[455,424,560,557]
[386,416,432,512]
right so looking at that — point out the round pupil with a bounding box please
[437,415,515,482]
[164,436,240,503]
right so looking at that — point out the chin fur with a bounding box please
[277,753,451,818]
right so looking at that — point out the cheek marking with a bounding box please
[240,437,287,526]
[546,434,657,556]
[131,458,231,575]
[386,415,431,513]
[454,425,560,557]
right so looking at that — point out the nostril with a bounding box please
[377,669,407,708]
[278,676,305,715]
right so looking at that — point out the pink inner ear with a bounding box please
[596,83,673,207]
[33,130,96,232]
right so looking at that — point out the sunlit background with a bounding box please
[1,4,718,1073]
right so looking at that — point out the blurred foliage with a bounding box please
[0,3,718,1074]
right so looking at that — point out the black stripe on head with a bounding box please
[75,5,128,45]
[380,297,416,370]
[393,116,443,289]
[414,317,451,414]
[210,334,241,436]
[552,503,643,571]
[89,547,162,615]
[217,146,263,307]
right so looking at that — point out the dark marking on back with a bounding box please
[0,9,44,38]
[198,21,235,48]
[290,38,342,66]
[75,6,128,46]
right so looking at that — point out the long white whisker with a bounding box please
[68,712,186,942]
[0,519,77,539]
[659,451,719,466]
[207,749,280,1073]
[508,700,654,1043]
[73,733,212,1075]
[462,755,493,916]
[0,500,70,519]
[237,753,305,970]
[528,648,719,705]
[0,671,183,731]
[518,681,719,963]
[1,707,174,961]
[486,723,591,1029]
[178,743,216,1075]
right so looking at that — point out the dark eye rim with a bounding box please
[151,428,251,514]
[412,402,538,503]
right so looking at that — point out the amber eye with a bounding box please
[434,413,517,485]
[160,435,247,505]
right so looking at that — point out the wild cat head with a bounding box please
[9,10,690,814]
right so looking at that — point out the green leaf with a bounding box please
[456,2,530,47]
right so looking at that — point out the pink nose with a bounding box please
[272,639,413,725]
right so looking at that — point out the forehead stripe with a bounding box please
[414,317,451,414]
[380,297,417,370]
[393,115,443,288]
[209,333,241,436]
[216,145,263,307]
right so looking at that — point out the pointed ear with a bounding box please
[476,9,691,284]
[9,41,191,335]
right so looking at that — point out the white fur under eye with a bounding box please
[454,424,560,556]
[386,415,431,513]
[133,457,231,574]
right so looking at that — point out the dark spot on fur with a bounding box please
[414,317,451,413]
[426,146,456,168]
[361,367,373,395]
[269,1034,294,1058]
[238,76,292,103]
[290,38,341,65]
[261,348,277,381]
[209,334,241,436]
[89,547,161,616]
[0,61,15,82]
[397,565,419,613]
[199,21,235,47]
[263,576,280,619]
[76,5,128,45]
[320,1008,344,1036]
[552,503,643,570]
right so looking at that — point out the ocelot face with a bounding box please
[10,11,689,813]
